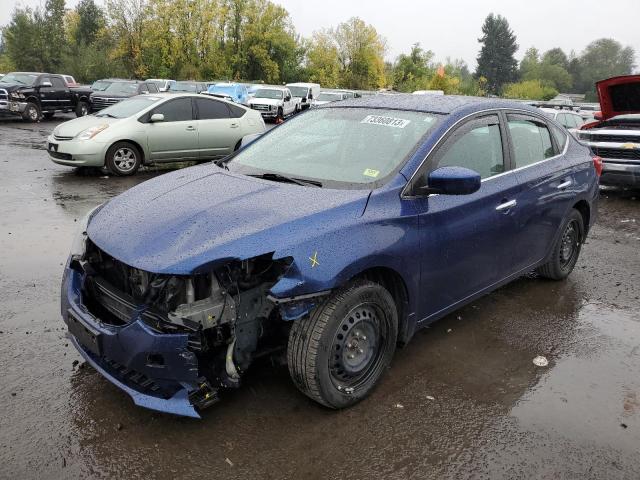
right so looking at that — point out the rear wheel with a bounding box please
[75,101,89,117]
[287,281,398,409]
[105,142,141,176]
[537,209,584,280]
[277,107,283,121]
[22,102,40,122]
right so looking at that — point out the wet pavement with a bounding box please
[1,114,639,479]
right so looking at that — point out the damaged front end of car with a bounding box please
[62,234,325,418]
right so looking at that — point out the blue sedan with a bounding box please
[61,95,599,417]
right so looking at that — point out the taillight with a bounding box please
[593,155,603,177]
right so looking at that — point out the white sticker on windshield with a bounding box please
[361,115,410,128]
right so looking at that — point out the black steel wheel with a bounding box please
[537,209,584,280]
[287,280,398,409]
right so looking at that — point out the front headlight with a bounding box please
[10,92,25,100]
[76,124,109,141]
[69,204,102,257]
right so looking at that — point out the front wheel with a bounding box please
[287,281,398,409]
[22,102,40,122]
[537,209,584,280]
[75,101,89,117]
[105,141,141,176]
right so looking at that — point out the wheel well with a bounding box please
[351,267,411,346]
[573,200,590,236]
[26,96,39,106]
[109,140,146,164]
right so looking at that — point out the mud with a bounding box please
[1,115,639,479]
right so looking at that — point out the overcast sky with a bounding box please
[2,0,639,69]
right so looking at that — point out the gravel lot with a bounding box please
[1,114,639,479]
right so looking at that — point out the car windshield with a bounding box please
[148,80,167,88]
[288,86,308,98]
[172,82,199,92]
[0,73,38,85]
[229,108,440,189]
[254,89,283,99]
[91,80,112,91]
[95,96,161,118]
[102,82,140,95]
[210,85,236,95]
[317,92,343,102]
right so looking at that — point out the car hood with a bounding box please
[91,92,135,99]
[0,83,31,93]
[53,115,122,138]
[248,98,281,106]
[87,166,369,274]
[596,75,640,120]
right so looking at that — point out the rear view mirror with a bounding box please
[422,166,481,195]
[150,113,165,123]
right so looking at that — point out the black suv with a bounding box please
[90,80,159,112]
[0,72,93,122]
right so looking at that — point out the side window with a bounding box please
[507,114,555,167]
[195,98,230,120]
[153,98,194,122]
[51,77,66,89]
[228,103,247,118]
[556,113,569,128]
[550,124,568,151]
[40,76,51,86]
[146,83,158,93]
[434,115,505,179]
[571,114,583,128]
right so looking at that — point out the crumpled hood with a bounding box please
[0,83,29,93]
[53,115,122,138]
[596,75,640,120]
[87,166,369,274]
[248,98,282,107]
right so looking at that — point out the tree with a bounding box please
[306,30,341,87]
[42,0,67,71]
[475,13,518,94]
[75,0,105,45]
[106,0,149,78]
[393,43,434,92]
[503,80,557,101]
[576,38,636,100]
[542,48,569,70]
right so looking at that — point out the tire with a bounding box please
[105,141,142,176]
[75,101,89,117]
[43,111,55,120]
[537,209,584,280]
[22,102,40,123]
[277,107,283,121]
[287,280,398,409]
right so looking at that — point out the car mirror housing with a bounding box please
[421,166,481,195]
[41,81,52,88]
[150,113,165,123]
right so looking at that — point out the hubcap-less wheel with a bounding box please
[28,106,38,121]
[329,303,387,391]
[113,148,137,173]
[560,220,579,269]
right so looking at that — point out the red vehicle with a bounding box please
[578,75,640,187]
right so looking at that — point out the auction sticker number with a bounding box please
[361,115,410,128]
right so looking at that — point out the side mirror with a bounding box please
[308,93,313,99]
[302,97,307,102]
[594,111,603,121]
[421,166,481,195]
[150,113,165,123]
[41,81,52,88]
[285,96,291,101]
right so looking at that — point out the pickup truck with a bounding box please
[577,75,640,187]
[0,72,93,122]
[247,86,300,120]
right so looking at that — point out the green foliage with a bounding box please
[475,13,518,94]
[503,80,558,101]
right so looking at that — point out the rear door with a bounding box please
[414,112,521,319]
[506,112,576,271]
[194,97,237,159]
[145,97,199,161]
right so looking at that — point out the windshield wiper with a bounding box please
[248,173,322,187]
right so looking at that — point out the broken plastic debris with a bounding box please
[532,355,549,367]
[446,328,452,333]
[426,395,435,401]
[394,403,404,409]
[225,458,234,467]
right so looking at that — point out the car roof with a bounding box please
[325,94,543,115]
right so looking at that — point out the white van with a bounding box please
[286,82,321,110]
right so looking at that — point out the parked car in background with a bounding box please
[60,94,598,418]
[286,82,320,110]
[61,75,79,87]
[0,72,93,121]
[539,108,584,135]
[577,75,640,187]
[207,82,249,104]
[246,84,262,99]
[314,90,349,105]
[90,80,159,112]
[168,81,208,94]
[47,93,266,175]
[146,78,177,92]
[90,78,122,92]
[247,86,299,120]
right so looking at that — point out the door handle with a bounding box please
[186,126,196,131]
[496,199,517,211]
[230,123,239,128]
[557,180,572,189]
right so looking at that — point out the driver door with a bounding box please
[145,97,199,161]
[412,113,522,321]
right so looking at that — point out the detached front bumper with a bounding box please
[62,266,208,418]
